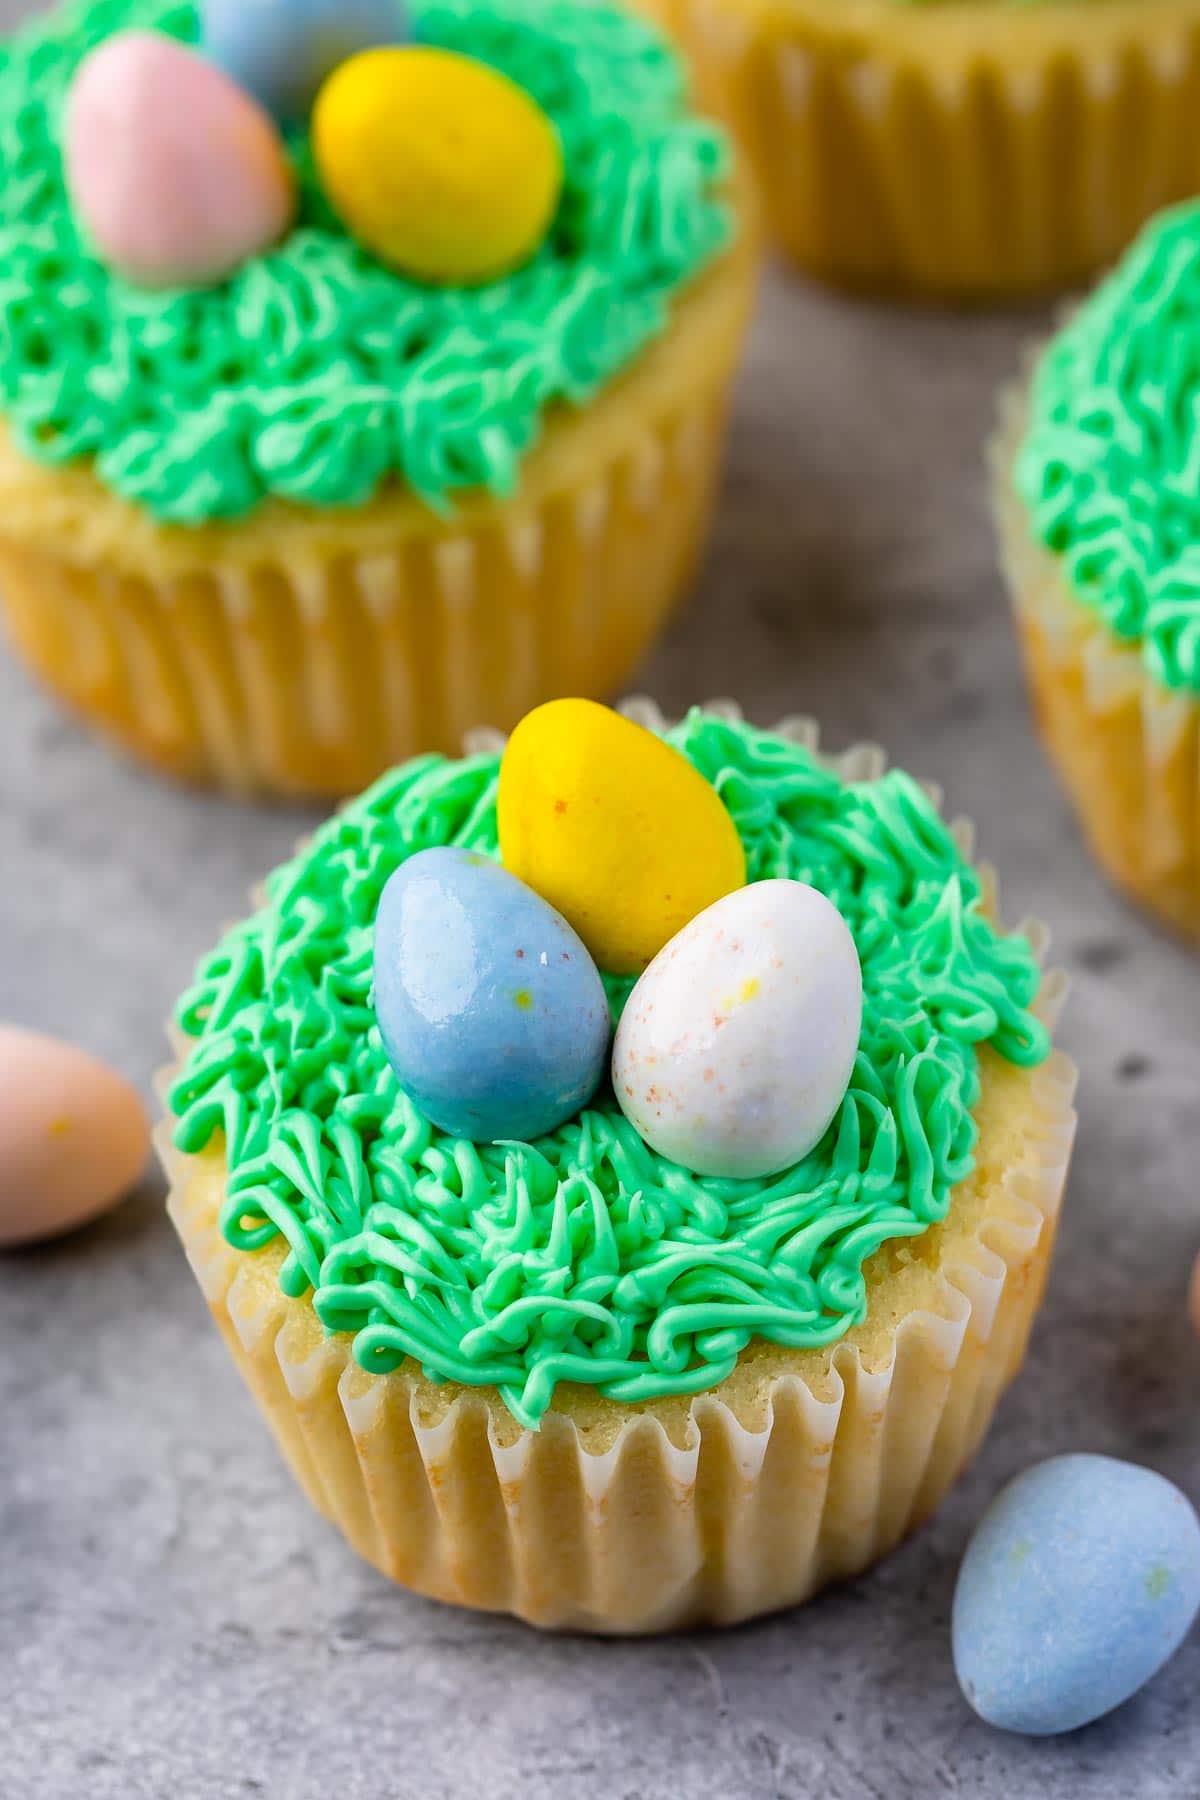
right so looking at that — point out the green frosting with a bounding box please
[1017,200,1200,699]
[168,711,1049,1430]
[0,0,728,523]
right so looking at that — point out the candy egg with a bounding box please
[64,31,295,289]
[313,47,563,284]
[612,881,862,1179]
[201,0,411,122]
[499,700,746,977]
[953,1455,1200,1736]
[373,847,610,1142]
[0,1025,149,1248]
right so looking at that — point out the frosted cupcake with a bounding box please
[637,0,1200,298]
[997,202,1200,942]
[161,699,1076,1632]
[0,0,754,795]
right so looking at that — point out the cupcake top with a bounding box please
[0,0,729,524]
[168,707,1050,1430]
[1017,200,1200,699]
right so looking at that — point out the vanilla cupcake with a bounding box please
[637,0,1200,298]
[0,0,754,795]
[997,201,1200,942]
[161,701,1076,1632]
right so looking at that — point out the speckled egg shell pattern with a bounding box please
[954,1455,1200,1735]
[0,0,729,521]
[612,880,863,1180]
[168,711,1050,1430]
[372,845,610,1142]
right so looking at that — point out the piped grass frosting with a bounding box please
[167,711,1050,1430]
[0,0,729,522]
[1016,201,1200,699]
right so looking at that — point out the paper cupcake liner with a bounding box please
[0,222,755,799]
[641,0,1200,297]
[158,703,1076,1632]
[993,385,1200,943]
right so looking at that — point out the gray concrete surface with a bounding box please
[3,4,1200,1795]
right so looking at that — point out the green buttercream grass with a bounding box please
[168,712,1050,1430]
[0,0,729,522]
[1017,200,1200,699]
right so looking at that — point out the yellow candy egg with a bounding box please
[312,46,563,284]
[498,700,747,976]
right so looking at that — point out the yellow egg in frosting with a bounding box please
[312,46,563,284]
[498,700,747,977]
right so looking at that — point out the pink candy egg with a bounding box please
[64,30,295,289]
[0,1025,149,1248]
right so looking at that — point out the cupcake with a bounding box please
[637,0,1200,298]
[997,201,1200,942]
[0,0,755,796]
[160,699,1076,1632]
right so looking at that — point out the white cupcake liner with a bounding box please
[0,209,756,798]
[158,704,1077,1631]
[993,377,1200,941]
[639,0,1200,296]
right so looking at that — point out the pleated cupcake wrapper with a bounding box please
[641,0,1200,296]
[0,408,723,798]
[992,382,1200,942]
[0,227,755,799]
[158,702,1077,1632]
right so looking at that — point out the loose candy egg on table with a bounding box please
[0,1025,149,1249]
[498,700,747,977]
[64,31,295,289]
[953,1454,1200,1736]
[313,47,563,284]
[612,881,863,1180]
[373,847,610,1143]
[201,0,411,122]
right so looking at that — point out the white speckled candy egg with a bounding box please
[612,881,862,1179]
[0,1025,149,1248]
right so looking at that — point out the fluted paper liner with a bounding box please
[639,0,1200,297]
[993,383,1200,943]
[158,703,1076,1631]
[0,211,755,799]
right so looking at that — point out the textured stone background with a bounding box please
[3,4,1200,1795]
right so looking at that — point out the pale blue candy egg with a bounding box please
[201,0,412,121]
[373,847,610,1143]
[953,1454,1200,1735]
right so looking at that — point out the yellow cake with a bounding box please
[638,0,1200,298]
[995,202,1200,940]
[161,704,1076,1630]
[0,0,756,795]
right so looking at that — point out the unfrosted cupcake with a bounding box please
[637,0,1200,298]
[997,201,1200,942]
[161,699,1076,1632]
[0,0,754,795]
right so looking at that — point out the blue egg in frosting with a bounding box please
[201,0,412,121]
[373,847,611,1143]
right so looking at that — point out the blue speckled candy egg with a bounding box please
[953,1454,1200,1736]
[201,0,411,121]
[373,847,610,1143]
